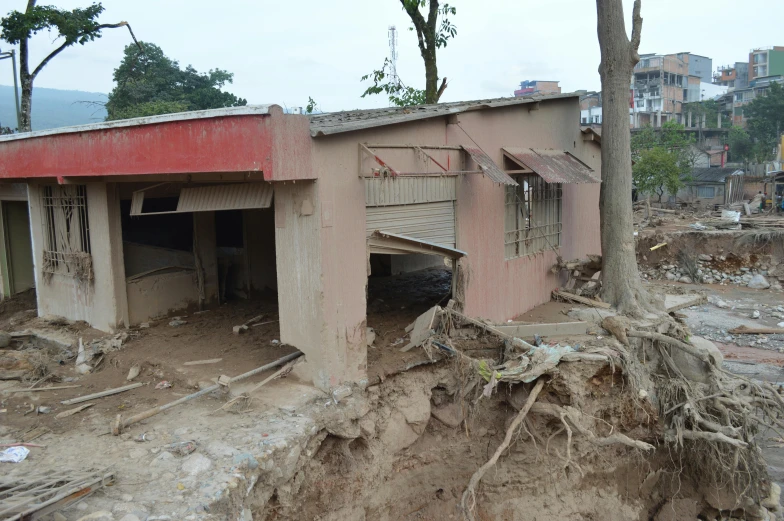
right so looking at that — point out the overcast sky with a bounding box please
[2,0,783,112]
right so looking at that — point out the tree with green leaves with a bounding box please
[105,42,247,120]
[728,126,753,166]
[362,0,456,106]
[631,120,697,202]
[744,81,784,162]
[1,1,137,131]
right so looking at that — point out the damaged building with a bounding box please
[0,94,601,390]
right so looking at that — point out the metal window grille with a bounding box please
[696,185,715,199]
[504,174,562,259]
[40,184,93,282]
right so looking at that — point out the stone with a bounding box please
[762,482,781,511]
[150,451,176,468]
[653,498,698,521]
[181,453,212,475]
[431,402,464,428]
[678,276,692,284]
[665,272,677,281]
[752,310,761,319]
[379,410,420,454]
[670,336,721,385]
[778,322,784,328]
[698,254,713,261]
[233,325,248,334]
[118,516,141,521]
[76,502,90,511]
[0,331,10,348]
[169,319,187,327]
[359,417,376,438]
[205,441,239,458]
[120,493,134,502]
[331,385,353,403]
[53,513,68,521]
[366,327,376,347]
[127,364,141,381]
[708,296,729,309]
[748,274,771,289]
[75,512,113,521]
[232,453,259,470]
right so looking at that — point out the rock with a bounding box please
[53,513,68,521]
[671,336,722,384]
[654,498,698,521]
[748,274,771,289]
[127,364,141,381]
[752,310,761,319]
[0,331,10,348]
[75,512,113,521]
[678,276,692,284]
[77,502,89,511]
[331,385,353,403]
[366,327,376,347]
[698,254,713,261]
[431,402,464,428]
[181,453,212,475]
[665,272,677,281]
[762,482,781,512]
[118,515,141,521]
[150,451,176,468]
[0,349,35,372]
[120,493,134,502]
[233,325,248,334]
[359,417,376,438]
[169,319,187,327]
[778,322,784,328]
[232,453,259,470]
[379,410,420,454]
[708,296,729,309]
[37,406,51,414]
[205,441,239,458]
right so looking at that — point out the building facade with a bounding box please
[749,47,784,82]
[514,80,561,97]
[0,95,602,391]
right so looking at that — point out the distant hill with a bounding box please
[0,84,108,131]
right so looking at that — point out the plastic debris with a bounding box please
[164,440,198,457]
[155,381,172,390]
[0,446,30,463]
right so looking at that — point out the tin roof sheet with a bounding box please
[502,148,599,184]
[462,147,518,186]
[309,93,578,137]
[689,168,744,183]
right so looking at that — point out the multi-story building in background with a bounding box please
[631,52,709,127]
[513,80,561,97]
[713,62,750,90]
[749,47,784,82]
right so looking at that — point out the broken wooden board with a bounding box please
[494,321,588,339]
[55,403,94,419]
[6,385,81,393]
[401,306,441,352]
[61,382,143,406]
[664,294,706,313]
[552,290,611,309]
[729,325,784,335]
[183,358,223,366]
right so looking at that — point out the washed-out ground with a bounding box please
[3,233,784,520]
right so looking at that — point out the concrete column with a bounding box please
[192,212,220,307]
[718,112,722,128]
[275,181,367,390]
[702,114,707,128]
[656,111,662,127]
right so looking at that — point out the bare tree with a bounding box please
[596,0,659,316]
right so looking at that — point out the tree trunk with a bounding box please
[596,0,659,316]
[19,79,33,133]
[424,54,439,104]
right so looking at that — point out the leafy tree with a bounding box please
[744,81,784,162]
[632,147,683,203]
[728,126,753,165]
[361,0,456,106]
[105,42,246,120]
[305,96,319,114]
[1,1,137,131]
[631,121,696,201]
[683,99,730,130]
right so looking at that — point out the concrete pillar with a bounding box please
[718,112,722,128]
[656,111,662,127]
[27,182,128,332]
[274,181,367,390]
[702,114,707,128]
[688,112,693,128]
[192,212,220,306]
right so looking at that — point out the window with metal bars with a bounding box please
[504,174,562,259]
[40,185,93,283]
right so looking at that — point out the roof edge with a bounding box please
[0,105,276,143]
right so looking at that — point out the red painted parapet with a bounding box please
[0,105,315,181]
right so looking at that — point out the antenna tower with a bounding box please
[388,25,399,88]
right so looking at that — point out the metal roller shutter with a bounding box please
[366,201,455,248]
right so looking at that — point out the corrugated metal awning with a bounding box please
[130,183,273,216]
[502,148,599,184]
[462,147,518,186]
[368,230,466,258]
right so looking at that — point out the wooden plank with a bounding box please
[401,306,440,352]
[664,294,706,312]
[55,403,95,419]
[552,290,611,309]
[183,358,223,366]
[6,385,81,393]
[495,321,588,339]
[60,382,143,405]
[729,326,784,335]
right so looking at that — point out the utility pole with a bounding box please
[0,48,21,130]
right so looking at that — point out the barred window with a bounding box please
[41,185,93,283]
[504,174,562,259]
[697,186,715,199]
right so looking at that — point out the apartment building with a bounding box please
[713,62,750,91]
[749,47,784,82]
[514,80,561,97]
